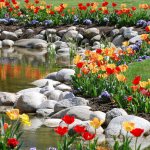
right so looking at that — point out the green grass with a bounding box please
[125,59,150,85]
[29,0,150,7]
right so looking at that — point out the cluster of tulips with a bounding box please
[72,29,150,113]
[0,0,149,26]
[0,109,31,150]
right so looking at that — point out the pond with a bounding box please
[0,47,70,149]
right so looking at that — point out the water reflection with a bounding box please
[0,47,69,92]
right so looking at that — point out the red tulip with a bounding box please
[24,0,29,3]
[62,115,75,125]
[7,138,19,149]
[130,128,144,137]
[131,6,136,11]
[77,62,84,68]
[82,131,95,140]
[112,2,117,7]
[127,96,133,102]
[145,26,150,32]
[106,68,115,75]
[96,49,102,54]
[74,125,86,134]
[54,126,68,136]
[102,1,109,7]
[132,76,141,85]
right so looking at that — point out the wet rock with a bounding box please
[16,92,47,113]
[1,31,18,41]
[0,92,17,106]
[36,109,54,117]
[2,39,14,47]
[105,108,128,125]
[105,115,150,150]
[14,39,48,49]
[112,35,124,46]
[31,79,60,87]
[55,84,72,91]
[58,91,75,100]
[84,28,100,38]
[54,97,88,112]
[56,69,75,82]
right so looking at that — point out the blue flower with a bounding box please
[136,20,147,27]
[30,20,39,25]
[43,20,53,26]
[99,91,111,102]
[83,19,92,25]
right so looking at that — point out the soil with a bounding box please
[0,24,147,40]
[88,97,150,121]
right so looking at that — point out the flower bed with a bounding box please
[0,1,149,27]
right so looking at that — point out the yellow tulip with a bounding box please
[116,74,126,82]
[122,121,135,132]
[139,81,148,88]
[122,41,129,47]
[119,64,128,72]
[121,4,127,9]
[19,114,31,126]
[98,55,103,61]
[6,109,20,120]
[107,64,116,69]
[73,55,82,64]
[90,118,104,129]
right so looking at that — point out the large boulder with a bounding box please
[62,30,78,42]
[14,39,48,49]
[84,28,100,39]
[1,31,18,41]
[105,108,128,125]
[54,97,88,112]
[31,79,60,87]
[47,90,63,101]
[2,40,14,47]
[38,100,57,109]
[16,92,47,113]
[0,92,17,106]
[112,35,124,46]
[105,115,150,150]
[123,28,138,39]
[56,69,75,82]
[51,106,93,121]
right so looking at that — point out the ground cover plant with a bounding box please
[0,0,149,27]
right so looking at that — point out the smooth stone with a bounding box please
[51,106,92,121]
[58,91,75,100]
[81,38,90,45]
[62,30,78,42]
[45,72,57,80]
[31,79,60,87]
[54,97,88,112]
[93,41,100,46]
[40,84,55,96]
[56,69,75,82]
[40,30,46,35]
[47,90,63,101]
[36,109,54,117]
[34,34,44,40]
[123,28,138,39]
[0,106,14,113]
[14,29,23,37]
[46,29,57,35]
[68,26,77,31]
[105,108,128,125]
[26,29,34,34]
[105,115,150,150]
[38,100,57,109]
[76,34,84,42]
[90,111,106,122]
[57,48,70,54]
[129,35,141,44]
[91,35,101,43]
[54,41,68,50]
[0,40,2,48]
[1,31,18,41]
[16,87,41,95]
[57,30,67,37]
[84,28,100,38]
[112,35,124,46]
[119,26,127,34]
[16,92,47,113]
[2,39,14,47]
[110,29,120,37]
[0,92,17,106]
[14,39,48,49]
[55,84,72,91]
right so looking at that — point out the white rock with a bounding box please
[84,28,100,38]
[38,100,57,109]
[55,84,72,91]
[129,35,141,44]
[105,115,150,150]
[56,69,75,82]
[31,79,60,87]
[2,39,14,47]
[123,28,138,39]
[59,91,75,100]
[62,30,78,42]
[112,35,124,46]
[45,72,57,80]
[16,87,41,95]
[0,92,17,106]
[47,90,63,101]
[16,92,47,113]
[1,31,18,41]
[36,109,54,117]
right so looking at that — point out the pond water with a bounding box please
[0,47,70,149]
